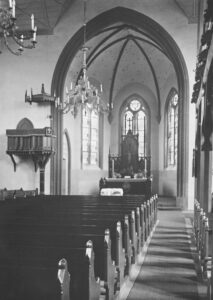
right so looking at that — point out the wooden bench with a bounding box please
[0,194,158,300]
[0,188,38,200]
[0,203,142,271]
[0,211,130,293]
[0,242,100,300]
[194,199,213,300]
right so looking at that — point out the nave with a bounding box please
[0,0,213,299]
[122,198,207,300]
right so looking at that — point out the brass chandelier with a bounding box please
[56,0,108,117]
[0,0,37,55]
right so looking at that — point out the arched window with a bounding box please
[82,106,99,166]
[166,90,178,167]
[122,99,149,157]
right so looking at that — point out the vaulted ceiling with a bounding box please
[66,21,175,115]
[0,0,198,35]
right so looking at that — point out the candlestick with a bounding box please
[9,0,12,9]
[31,14,34,30]
[12,0,15,18]
[112,159,114,177]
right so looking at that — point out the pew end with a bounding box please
[58,258,70,300]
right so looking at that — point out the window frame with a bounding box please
[120,96,151,158]
[164,88,179,169]
[81,105,103,169]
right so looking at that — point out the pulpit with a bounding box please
[6,127,56,194]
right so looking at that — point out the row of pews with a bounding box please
[0,187,38,200]
[0,194,158,300]
[194,199,213,299]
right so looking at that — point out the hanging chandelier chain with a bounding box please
[83,0,87,46]
[55,0,109,118]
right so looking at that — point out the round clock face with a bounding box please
[130,99,141,111]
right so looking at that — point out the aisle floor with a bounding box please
[126,208,207,300]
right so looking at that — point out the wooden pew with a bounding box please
[0,204,124,298]
[194,200,212,300]
[58,258,70,300]
[1,206,138,278]
[0,188,38,200]
[1,217,127,295]
[0,194,158,300]
[0,239,101,300]
[0,257,71,300]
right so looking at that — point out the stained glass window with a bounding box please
[82,107,99,165]
[123,99,148,157]
[167,92,178,166]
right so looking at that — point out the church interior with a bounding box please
[0,0,213,299]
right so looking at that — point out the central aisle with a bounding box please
[126,208,206,300]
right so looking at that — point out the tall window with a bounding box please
[123,99,148,157]
[82,107,99,165]
[166,91,178,167]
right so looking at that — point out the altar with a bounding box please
[99,177,152,196]
[103,129,152,196]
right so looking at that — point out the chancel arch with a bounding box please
[51,6,189,207]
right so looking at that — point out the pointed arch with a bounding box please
[51,6,189,206]
[16,118,34,130]
[164,88,179,168]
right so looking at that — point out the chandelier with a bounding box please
[56,0,108,117]
[0,0,37,55]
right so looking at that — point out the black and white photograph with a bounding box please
[0,0,212,299]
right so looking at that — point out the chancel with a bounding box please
[0,0,213,299]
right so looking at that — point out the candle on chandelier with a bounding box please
[70,82,73,90]
[31,14,34,30]
[9,0,12,9]
[12,0,15,18]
